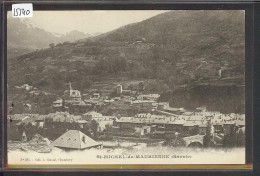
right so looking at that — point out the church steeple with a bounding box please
[69,82,73,96]
[69,82,72,91]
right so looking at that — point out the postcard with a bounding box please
[7,10,246,167]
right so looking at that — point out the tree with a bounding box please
[90,119,99,138]
[104,124,113,132]
[49,43,55,48]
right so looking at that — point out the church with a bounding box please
[63,82,82,105]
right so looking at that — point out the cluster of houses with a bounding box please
[52,83,168,113]
[112,112,245,140]
[8,107,245,147]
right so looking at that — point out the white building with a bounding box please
[82,111,102,121]
[53,98,63,108]
[138,94,160,101]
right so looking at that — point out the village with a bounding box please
[7,82,245,152]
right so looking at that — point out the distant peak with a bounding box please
[20,18,42,29]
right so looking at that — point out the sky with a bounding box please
[13,10,168,35]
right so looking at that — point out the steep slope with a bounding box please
[96,10,244,64]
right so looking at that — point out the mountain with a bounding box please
[61,30,93,42]
[82,10,245,80]
[7,18,58,50]
[98,10,244,42]
[96,10,244,62]
[8,10,245,113]
[7,18,92,58]
[92,32,102,36]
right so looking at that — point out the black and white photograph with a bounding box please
[7,10,246,166]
